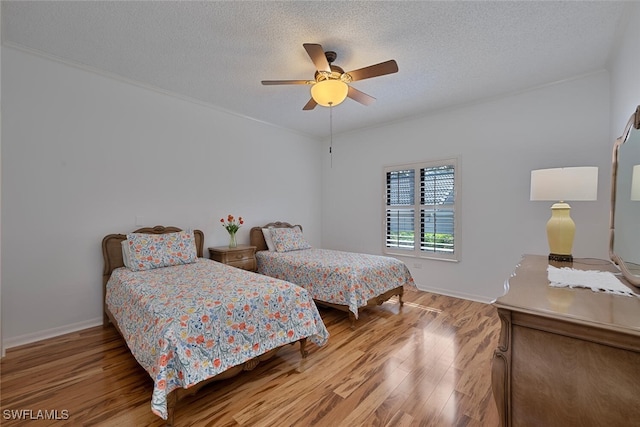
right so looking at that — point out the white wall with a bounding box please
[1,46,323,347]
[609,2,640,135]
[0,5,3,356]
[321,72,612,301]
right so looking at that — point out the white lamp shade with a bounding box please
[632,165,640,201]
[530,166,598,201]
[310,80,348,107]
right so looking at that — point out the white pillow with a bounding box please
[262,228,275,251]
[121,240,132,268]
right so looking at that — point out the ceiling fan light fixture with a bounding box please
[310,79,348,107]
[262,43,397,110]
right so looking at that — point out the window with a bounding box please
[384,159,459,261]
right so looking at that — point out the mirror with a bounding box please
[610,105,640,287]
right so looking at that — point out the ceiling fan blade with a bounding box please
[347,86,376,106]
[302,98,318,110]
[303,43,331,73]
[347,60,398,82]
[261,80,312,85]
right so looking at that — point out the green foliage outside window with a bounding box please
[387,232,453,246]
[423,233,454,245]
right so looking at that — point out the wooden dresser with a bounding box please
[208,245,257,272]
[491,255,640,427]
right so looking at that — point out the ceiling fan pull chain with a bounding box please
[329,102,333,168]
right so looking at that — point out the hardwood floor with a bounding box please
[1,287,500,426]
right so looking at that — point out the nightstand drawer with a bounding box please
[227,250,253,262]
[208,245,257,272]
[226,258,257,271]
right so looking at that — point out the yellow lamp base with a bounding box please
[546,202,575,262]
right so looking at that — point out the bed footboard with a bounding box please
[314,285,405,328]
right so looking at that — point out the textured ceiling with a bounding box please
[1,1,631,139]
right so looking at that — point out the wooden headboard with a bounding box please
[101,226,204,324]
[249,221,303,251]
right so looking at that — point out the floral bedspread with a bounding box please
[256,249,415,318]
[105,258,329,420]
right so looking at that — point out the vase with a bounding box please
[228,231,237,248]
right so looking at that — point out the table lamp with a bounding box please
[530,166,598,262]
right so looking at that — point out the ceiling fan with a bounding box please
[261,43,398,110]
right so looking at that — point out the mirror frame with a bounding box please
[610,105,640,287]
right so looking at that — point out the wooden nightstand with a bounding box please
[208,245,257,272]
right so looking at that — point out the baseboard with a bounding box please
[414,284,496,304]
[2,317,103,352]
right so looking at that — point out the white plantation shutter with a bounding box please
[386,169,415,250]
[421,165,455,254]
[384,159,459,261]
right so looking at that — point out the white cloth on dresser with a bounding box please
[547,265,638,297]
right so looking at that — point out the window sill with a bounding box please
[385,250,460,263]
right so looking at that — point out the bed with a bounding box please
[102,226,329,425]
[250,222,414,327]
